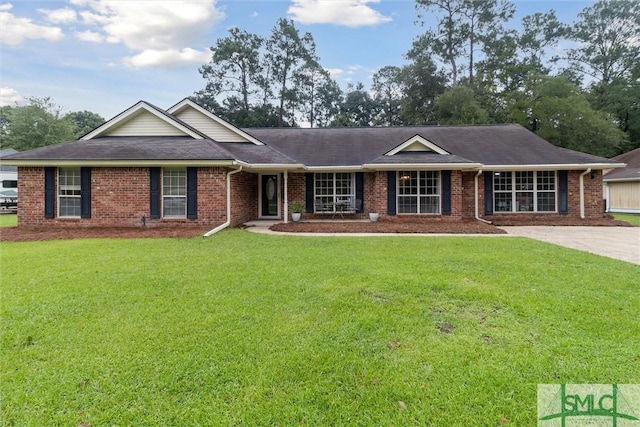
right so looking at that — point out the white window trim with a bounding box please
[58,167,81,218]
[396,170,441,215]
[162,168,187,219]
[314,172,356,213]
[493,171,557,213]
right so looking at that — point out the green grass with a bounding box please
[0,214,17,227]
[614,213,640,226]
[1,230,638,426]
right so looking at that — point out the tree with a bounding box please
[63,110,105,138]
[331,83,379,127]
[295,66,342,127]
[199,27,265,112]
[506,76,627,156]
[415,0,514,85]
[266,19,319,127]
[434,86,490,124]
[372,66,403,126]
[397,39,447,125]
[0,97,76,150]
[566,0,640,84]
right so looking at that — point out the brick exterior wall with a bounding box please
[16,167,606,228]
[17,166,247,228]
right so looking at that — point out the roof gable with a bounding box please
[167,99,264,145]
[81,101,204,140]
[385,135,450,156]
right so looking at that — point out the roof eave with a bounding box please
[363,163,482,171]
[483,163,627,171]
[6,159,237,167]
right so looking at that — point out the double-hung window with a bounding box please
[494,171,556,212]
[397,171,440,214]
[314,172,354,211]
[162,168,187,218]
[58,168,81,217]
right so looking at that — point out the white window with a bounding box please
[58,168,81,217]
[162,168,187,218]
[397,171,440,214]
[494,171,556,212]
[314,172,355,212]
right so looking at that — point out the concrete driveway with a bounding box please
[499,226,640,265]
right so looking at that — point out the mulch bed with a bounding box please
[0,216,631,242]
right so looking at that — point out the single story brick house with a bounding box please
[2,99,625,234]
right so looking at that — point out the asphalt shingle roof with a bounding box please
[604,147,640,181]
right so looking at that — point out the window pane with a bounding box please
[494,172,511,191]
[495,193,512,212]
[398,196,417,214]
[537,171,555,191]
[516,192,534,211]
[420,196,440,214]
[59,197,81,217]
[163,197,186,217]
[537,192,556,211]
[163,169,186,196]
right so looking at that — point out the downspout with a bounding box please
[475,170,492,224]
[579,168,591,219]
[204,165,243,237]
[283,170,288,224]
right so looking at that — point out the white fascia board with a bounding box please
[385,135,450,156]
[484,163,627,171]
[167,99,265,145]
[7,160,236,167]
[362,163,482,170]
[603,177,640,183]
[234,161,306,171]
[81,101,203,140]
[304,165,364,172]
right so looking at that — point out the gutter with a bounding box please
[579,168,591,219]
[474,170,492,224]
[203,165,243,237]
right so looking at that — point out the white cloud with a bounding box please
[123,48,212,69]
[75,29,105,43]
[0,3,64,46]
[288,0,392,27]
[326,68,344,77]
[77,1,224,51]
[0,87,22,106]
[39,7,77,24]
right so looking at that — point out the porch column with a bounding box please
[283,170,288,224]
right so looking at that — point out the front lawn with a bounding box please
[1,230,638,426]
[614,213,640,226]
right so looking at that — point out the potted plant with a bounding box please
[369,212,380,222]
[290,202,303,222]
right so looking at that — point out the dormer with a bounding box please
[385,135,450,156]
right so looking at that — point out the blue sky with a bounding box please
[0,0,594,120]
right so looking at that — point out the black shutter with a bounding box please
[305,173,314,213]
[187,167,197,219]
[150,167,161,219]
[484,172,493,215]
[355,172,364,212]
[44,167,55,218]
[559,170,568,215]
[441,170,451,215]
[387,171,396,215]
[80,167,91,218]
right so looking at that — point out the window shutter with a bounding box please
[559,170,568,215]
[305,173,314,213]
[355,172,364,212]
[387,171,396,215]
[484,172,493,215]
[80,167,91,218]
[441,170,451,215]
[149,167,161,219]
[186,167,197,219]
[44,167,55,218]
